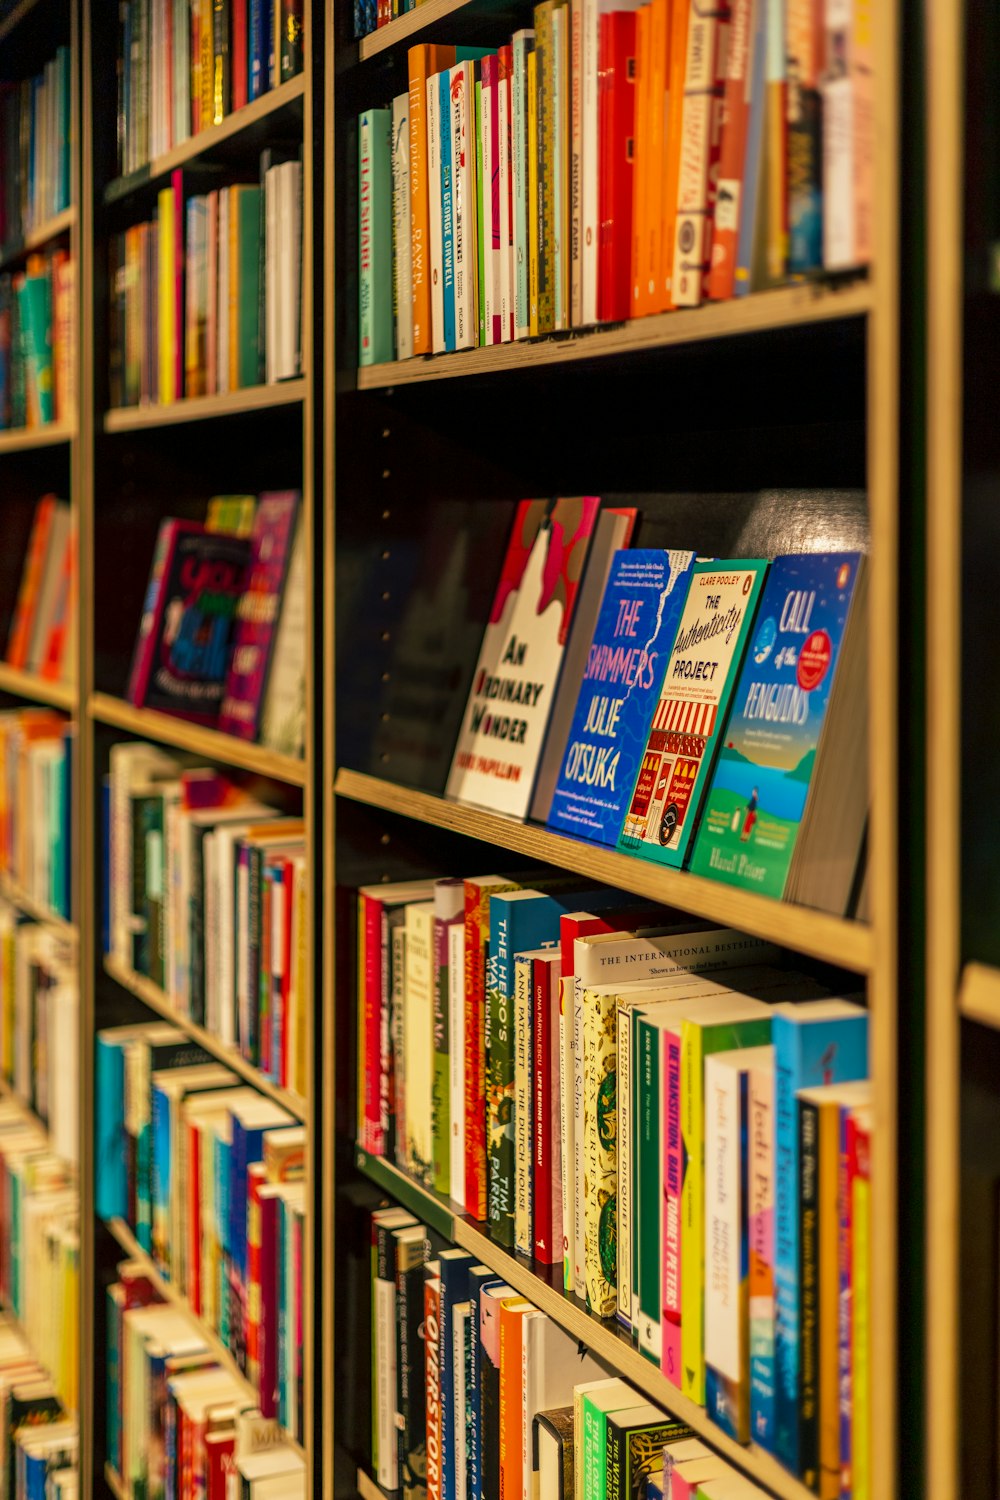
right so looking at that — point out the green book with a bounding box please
[17,273,54,424]
[579,1380,633,1500]
[233,184,262,389]
[359,108,394,366]
[605,1406,691,1500]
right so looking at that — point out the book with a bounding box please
[392,93,415,360]
[532,1406,574,1500]
[671,0,730,306]
[748,1052,776,1446]
[218,492,301,740]
[787,0,824,275]
[409,46,459,355]
[446,496,601,818]
[6,496,58,669]
[359,108,394,367]
[598,11,638,323]
[258,507,306,756]
[618,560,769,868]
[605,1405,692,1500]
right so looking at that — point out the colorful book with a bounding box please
[391,93,414,360]
[218,492,301,740]
[359,108,394,367]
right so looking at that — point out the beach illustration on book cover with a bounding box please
[689,553,863,898]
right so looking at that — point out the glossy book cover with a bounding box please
[689,553,864,897]
[548,549,696,845]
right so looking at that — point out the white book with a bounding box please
[522,1312,605,1500]
[552,3,569,329]
[427,76,446,354]
[282,159,304,379]
[480,68,497,344]
[448,921,466,1208]
[511,33,535,338]
[449,62,478,350]
[392,93,414,359]
[498,61,514,342]
[672,3,729,306]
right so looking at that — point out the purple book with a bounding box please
[218,491,301,740]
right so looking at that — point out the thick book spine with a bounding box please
[799,1098,820,1488]
[671,1,728,307]
[707,0,755,300]
[616,1000,633,1331]
[486,924,515,1248]
[427,72,445,353]
[513,955,534,1256]
[583,987,617,1317]
[432,914,453,1196]
[397,1247,428,1492]
[391,92,414,359]
[359,109,394,366]
[425,1275,443,1500]
[786,0,822,275]
[439,69,456,353]
[749,1061,776,1445]
[662,1027,683,1383]
[448,922,466,1206]
[533,961,559,1264]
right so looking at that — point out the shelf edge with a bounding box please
[89,693,307,785]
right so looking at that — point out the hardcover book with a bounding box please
[446,496,601,818]
[218,492,301,741]
[617,559,768,868]
[548,550,697,845]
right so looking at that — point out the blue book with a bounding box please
[214,1127,232,1347]
[771,1002,868,1470]
[467,1268,504,1500]
[150,1081,172,1274]
[690,552,865,897]
[548,550,697,845]
[95,1031,128,1221]
[438,1249,473,1500]
[228,1102,297,1349]
[440,69,456,352]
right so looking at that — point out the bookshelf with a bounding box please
[328,0,902,1497]
[77,0,320,1490]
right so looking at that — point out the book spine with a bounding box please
[512,35,534,338]
[375,1227,399,1489]
[583,987,616,1317]
[799,1097,820,1488]
[463,885,487,1220]
[397,1250,428,1489]
[606,1415,624,1500]
[532,962,555,1263]
[409,51,432,355]
[616,1001,632,1330]
[551,5,568,329]
[579,0,599,323]
[636,1016,662,1362]
[535,4,554,333]
[672,1,727,307]
[707,0,755,300]
[497,48,514,342]
[359,109,394,366]
[425,1276,443,1500]
[480,59,497,345]
[680,1020,706,1403]
[361,893,383,1154]
[786,0,823,274]
[662,1027,683,1383]
[734,0,768,296]
[451,66,475,351]
[486,916,515,1248]
[838,1104,853,1495]
[774,1032,802,1470]
[513,954,533,1256]
[527,48,539,336]
[475,77,485,346]
[427,73,445,353]
[558,978,574,1290]
[704,1059,749,1444]
[448,922,466,1207]
[849,1113,871,1500]
[765,0,788,281]
[439,69,456,353]
[432,915,451,1196]
[749,1063,776,1447]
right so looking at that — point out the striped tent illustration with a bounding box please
[651,696,719,738]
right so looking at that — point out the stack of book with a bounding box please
[0,250,75,428]
[104,746,307,1091]
[0,1314,77,1499]
[359,2,871,363]
[109,156,303,408]
[357,877,872,1493]
[96,1026,306,1436]
[116,0,305,177]
[105,1258,306,1500]
[0,712,74,922]
[125,490,305,753]
[0,48,72,249]
[0,905,77,1165]
[4,494,76,685]
[0,1099,79,1418]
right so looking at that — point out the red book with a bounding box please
[359,889,386,1155]
[707,0,756,300]
[232,0,248,112]
[205,1430,236,1500]
[598,11,637,322]
[377,0,391,26]
[532,952,563,1264]
[247,1161,266,1385]
[6,495,56,668]
[39,518,76,681]
[425,1272,443,1500]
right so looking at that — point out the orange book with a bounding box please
[660,0,690,307]
[6,495,56,669]
[629,6,651,317]
[39,516,76,682]
[643,0,669,313]
[498,1299,532,1500]
[408,45,457,355]
[706,0,756,300]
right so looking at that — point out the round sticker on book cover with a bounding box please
[797,629,833,691]
[753,616,777,665]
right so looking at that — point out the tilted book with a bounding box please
[446,496,601,818]
[218,492,301,741]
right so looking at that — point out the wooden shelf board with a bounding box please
[958,962,1000,1030]
[357,1471,385,1500]
[104,75,307,202]
[356,280,873,388]
[0,206,76,271]
[104,956,307,1121]
[104,1465,127,1500]
[353,1153,813,1500]
[0,420,75,453]
[357,0,512,58]
[103,378,307,432]
[89,693,307,785]
[334,769,873,973]
[0,662,76,711]
[0,0,45,44]
[0,1073,70,1156]
[0,873,76,938]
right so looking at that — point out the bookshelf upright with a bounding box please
[326,5,901,1500]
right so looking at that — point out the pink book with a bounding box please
[218,491,301,740]
[125,518,203,706]
[661,1026,682,1384]
[258,1189,279,1417]
[532,951,563,1264]
[361,891,384,1155]
[482,55,502,344]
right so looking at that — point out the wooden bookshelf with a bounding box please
[88,693,307,785]
[0,873,76,937]
[356,0,522,59]
[356,280,873,388]
[104,956,307,1119]
[103,1465,127,1500]
[0,205,76,270]
[0,662,76,711]
[102,378,308,432]
[0,420,75,453]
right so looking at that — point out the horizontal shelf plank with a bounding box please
[104,956,307,1121]
[0,873,76,939]
[357,1471,384,1500]
[356,280,872,388]
[958,962,1000,1030]
[103,378,307,431]
[353,1153,812,1500]
[0,661,76,711]
[0,420,75,454]
[104,75,306,202]
[89,693,307,785]
[0,0,44,43]
[334,769,873,973]
[0,205,76,271]
[355,1148,455,1239]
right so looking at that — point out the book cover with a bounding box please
[617,559,768,868]
[548,550,697,845]
[392,93,415,361]
[218,492,301,740]
[787,0,823,275]
[671,0,730,306]
[359,108,394,367]
[748,1053,776,1446]
[690,553,865,898]
[446,496,601,818]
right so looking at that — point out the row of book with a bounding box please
[0,1094,79,1421]
[125,491,305,752]
[104,743,307,1093]
[0,713,74,924]
[369,1197,782,1500]
[0,1316,77,1500]
[0,49,72,252]
[96,1030,305,1436]
[353,0,425,36]
[109,155,303,409]
[357,883,872,1494]
[0,251,75,428]
[4,496,77,687]
[0,907,78,1167]
[440,501,866,916]
[358,2,872,363]
[116,0,305,178]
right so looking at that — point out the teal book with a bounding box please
[690,553,865,897]
[235,185,262,388]
[358,108,394,366]
[95,1031,128,1221]
[617,560,768,869]
[17,273,54,424]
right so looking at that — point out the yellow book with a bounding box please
[157,184,176,404]
[528,47,540,336]
[630,6,651,316]
[228,188,241,392]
